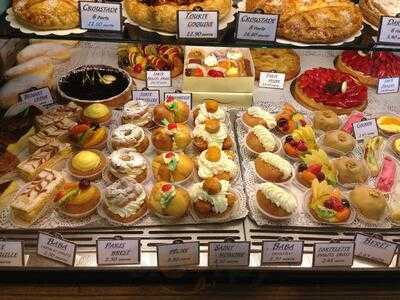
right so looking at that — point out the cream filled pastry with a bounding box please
[193,99,226,125]
[103,177,147,224]
[246,125,277,153]
[255,152,292,183]
[197,146,238,182]
[109,148,148,183]
[111,124,149,152]
[193,119,232,151]
[121,100,154,128]
[242,106,277,129]
[190,177,237,219]
[256,182,297,218]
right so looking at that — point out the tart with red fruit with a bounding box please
[275,103,307,134]
[117,44,183,81]
[293,68,368,115]
[282,126,318,160]
[69,123,108,150]
[308,179,352,224]
[336,50,400,87]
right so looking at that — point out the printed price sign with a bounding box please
[146,71,172,87]
[259,72,286,89]
[352,118,379,141]
[133,90,160,106]
[313,242,354,267]
[157,241,199,268]
[208,241,250,267]
[261,240,303,265]
[0,241,24,267]
[96,237,140,266]
[235,12,278,42]
[377,77,400,94]
[37,232,77,266]
[354,233,397,266]
[177,10,219,40]
[19,87,54,107]
[164,92,192,109]
[377,16,400,45]
[79,1,122,32]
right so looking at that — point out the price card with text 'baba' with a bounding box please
[37,232,77,266]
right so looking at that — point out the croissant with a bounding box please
[13,0,79,30]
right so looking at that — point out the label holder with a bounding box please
[146,70,172,88]
[96,235,141,266]
[37,232,77,267]
[261,237,304,266]
[163,90,193,110]
[312,239,355,268]
[78,0,123,32]
[354,233,397,266]
[0,237,25,267]
[377,16,400,46]
[132,88,161,105]
[207,237,251,267]
[156,239,200,268]
[177,8,220,41]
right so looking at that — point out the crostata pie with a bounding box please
[360,0,400,28]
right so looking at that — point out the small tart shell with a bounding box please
[59,186,101,216]
[68,150,107,180]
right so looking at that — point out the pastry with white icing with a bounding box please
[254,152,293,183]
[192,99,226,125]
[121,100,155,128]
[242,106,277,129]
[193,119,233,152]
[111,123,149,152]
[246,125,277,153]
[109,148,148,183]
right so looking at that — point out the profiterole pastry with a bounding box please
[152,151,194,183]
[376,156,397,193]
[111,124,149,152]
[190,177,237,219]
[313,110,340,132]
[333,157,369,185]
[69,123,108,150]
[350,185,387,222]
[81,103,112,125]
[256,182,297,219]
[121,100,155,128]
[54,179,101,217]
[364,136,385,176]
[193,119,233,152]
[241,106,277,129]
[68,150,106,180]
[246,125,278,154]
[196,146,238,182]
[192,99,226,125]
[153,97,190,125]
[147,182,190,219]
[377,115,400,135]
[254,152,293,183]
[102,177,147,224]
[109,148,148,183]
[322,130,355,154]
[151,123,192,152]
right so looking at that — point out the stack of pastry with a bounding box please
[360,0,400,28]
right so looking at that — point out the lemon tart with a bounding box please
[68,150,106,180]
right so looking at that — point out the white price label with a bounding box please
[208,242,250,267]
[146,71,171,87]
[37,233,77,266]
[19,87,53,107]
[378,16,400,45]
[96,238,140,266]
[235,12,278,42]
[177,11,219,40]
[133,90,160,106]
[157,242,199,268]
[259,72,285,89]
[262,241,303,265]
[354,234,397,266]
[0,241,24,267]
[377,77,400,94]
[164,92,192,109]
[352,118,378,141]
[313,242,354,267]
[79,1,122,32]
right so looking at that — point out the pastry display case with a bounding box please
[0,0,399,277]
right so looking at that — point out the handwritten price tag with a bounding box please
[235,12,278,42]
[352,118,378,141]
[133,90,160,106]
[377,16,400,45]
[146,71,171,88]
[313,242,354,267]
[37,232,77,266]
[259,72,285,89]
[79,1,122,32]
[261,240,303,265]
[377,77,400,94]
[208,241,250,267]
[164,92,192,109]
[0,241,24,267]
[96,238,140,266]
[177,11,219,40]
[157,241,199,268]
[354,233,397,266]
[20,87,53,107]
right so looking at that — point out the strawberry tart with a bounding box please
[293,68,368,115]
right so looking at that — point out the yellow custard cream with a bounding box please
[72,151,100,172]
[248,106,277,129]
[193,123,228,147]
[198,150,237,179]
[191,180,230,213]
[258,182,297,213]
[259,152,292,179]
[252,125,276,151]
